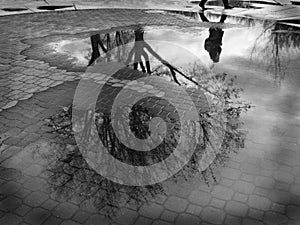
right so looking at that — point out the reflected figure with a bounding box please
[200,14,227,63]
[88,34,107,66]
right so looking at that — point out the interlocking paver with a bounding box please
[201,207,226,225]
[24,191,49,207]
[233,181,255,195]
[175,213,200,225]
[188,190,212,206]
[225,201,248,217]
[186,204,202,216]
[242,218,264,225]
[84,214,110,225]
[210,198,226,209]
[0,213,22,225]
[164,196,188,213]
[0,195,22,212]
[248,195,271,211]
[134,216,152,225]
[224,215,242,225]
[211,186,234,201]
[263,211,288,225]
[139,203,164,219]
[220,167,242,180]
[233,193,248,203]
[14,204,31,217]
[23,207,51,225]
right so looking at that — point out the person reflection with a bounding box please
[200,14,227,63]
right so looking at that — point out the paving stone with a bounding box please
[0,213,22,225]
[248,195,271,211]
[15,204,31,216]
[220,167,241,180]
[233,193,248,203]
[175,213,199,225]
[233,181,255,194]
[134,216,152,225]
[225,201,249,217]
[23,177,47,191]
[275,181,290,191]
[84,215,110,225]
[53,202,79,219]
[211,186,234,201]
[273,171,294,184]
[0,181,21,195]
[219,177,235,187]
[240,174,254,182]
[152,220,173,225]
[263,211,288,225]
[61,220,81,225]
[253,187,269,197]
[164,196,188,213]
[0,195,22,212]
[13,188,31,199]
[188,190,212,206]
[224,215,242,225]
[24,191,49,207]
[286,205,300,220]
[139,202,164,219]
[254,176,275,189]
[271,203,285,213]
[269,189,292,204]
[24,207,51,225]
[0,168,22,181]
[41,198,59,210]
[210,198,226,209]
[201,207,225,225]
[242,218,265,225]
[42,216,62,225]
[186,204,202,216]
[72,210,90,223]
[241,163,261,175]
[113,208,139,225]
[290,185,300,196]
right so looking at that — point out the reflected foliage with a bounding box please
[46,25,251,216]
[252,22,300,85]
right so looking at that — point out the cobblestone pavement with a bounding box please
[0,6,300,225]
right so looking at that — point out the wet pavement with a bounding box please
[0,3,300,225]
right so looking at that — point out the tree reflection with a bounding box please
[251,22,300,85]
[46,25,251,216]
[88,30,135,66]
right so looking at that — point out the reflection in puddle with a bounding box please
[16,12,300,217]
[43,19,253,215]
[51,13,300,85]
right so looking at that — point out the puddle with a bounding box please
[37,5,73,11]
[48,13,300,86]
[2,8,28,12]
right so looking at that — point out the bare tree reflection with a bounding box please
[46,25,251,216]
[251,22,300,85]
[88,30,135,66]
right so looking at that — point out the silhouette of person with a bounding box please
[200,14,227,63]
[199,0,233,10]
